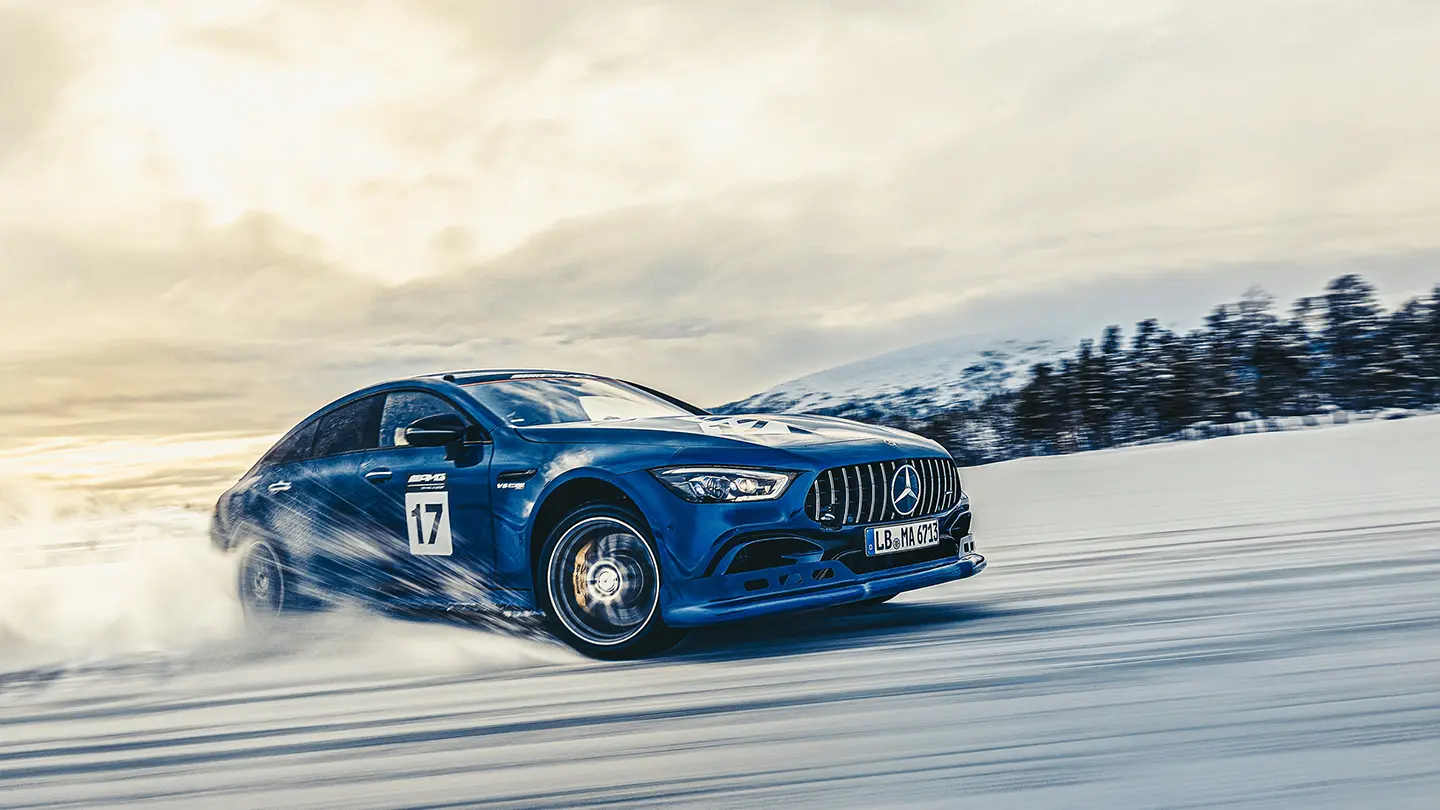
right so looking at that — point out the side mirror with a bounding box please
[403,413,467,448]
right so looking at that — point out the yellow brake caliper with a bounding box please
[571,540,593,610]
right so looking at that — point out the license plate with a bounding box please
[865,518,941,556]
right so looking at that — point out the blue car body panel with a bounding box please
[212,371,985,627]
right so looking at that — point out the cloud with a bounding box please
[0,213,374,354]
[8,197,1431,453]
[0,5,73,162]
[1,0,1439,473]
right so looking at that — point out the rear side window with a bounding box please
[262,420,318,468]
[380,391,466,448]
[311,396,385,458]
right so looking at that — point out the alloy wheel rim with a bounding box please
[549,517,658,646]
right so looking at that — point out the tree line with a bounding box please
[882,275,1440,465]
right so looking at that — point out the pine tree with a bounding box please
[1126,319,1166,438]
[1098,325,1127,444]
[1380,297,1432,407]
[1321,274,1383,408]
[1015,363,1062,452]
[1424,285,1440,401]
[1203,303,1244,418]
[1153,330,1202,433]
[1074,340,1106,450]
[1252,316,1312,414]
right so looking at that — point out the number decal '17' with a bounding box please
[405,491,453,556]
[411,503,445,544]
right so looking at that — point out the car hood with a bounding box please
[515,414,937,454]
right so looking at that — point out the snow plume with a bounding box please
[0,479,241,672]
[0,479,573,686]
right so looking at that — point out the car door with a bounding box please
[298,395,391,598]
[354,389,494,606]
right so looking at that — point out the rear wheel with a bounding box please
[237,539,287,620]
[539,504,684,659]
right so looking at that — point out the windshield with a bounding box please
[463,377,692,427]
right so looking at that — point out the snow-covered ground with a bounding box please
[2,415,1439,808]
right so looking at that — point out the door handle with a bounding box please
[364,469,393,484]
[267,481,292,494]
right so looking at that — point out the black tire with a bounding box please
[237,538,289,621]
[538,503,684,660]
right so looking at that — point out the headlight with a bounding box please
[651,467,795,503]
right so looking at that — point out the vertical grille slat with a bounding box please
[857,464,869,526]
[877,461,889,523]
[918,458,930,517]
[926,458,937,516]
[866,463,879,524]
[916,458,928,517]
[908,458,920,517]
[881,458,892,518]
[849,469,862,523]
[852,466,863,526]
[878,462,888,521]
[807,456,962,525]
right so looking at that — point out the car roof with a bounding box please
[412,369,606,386]
[281,369,704,442]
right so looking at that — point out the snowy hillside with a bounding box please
[4,415,1438,808]
[721,336,1065,417]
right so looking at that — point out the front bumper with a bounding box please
[664,542,985,627]
[615,464,985,628]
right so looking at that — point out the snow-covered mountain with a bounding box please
[720,336,1066,418]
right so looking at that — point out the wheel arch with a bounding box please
[529,476,644,582]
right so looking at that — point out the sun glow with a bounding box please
[0,434,276,509]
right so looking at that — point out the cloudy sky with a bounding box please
[2,0,1438,501]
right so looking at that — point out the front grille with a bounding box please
[805,457,960,525]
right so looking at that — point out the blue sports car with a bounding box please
[211,370,985,658]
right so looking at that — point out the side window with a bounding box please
[311,396,385,458]
[262,420,318,468]
[380,391,465,448]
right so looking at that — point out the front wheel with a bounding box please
[539,504,684,659]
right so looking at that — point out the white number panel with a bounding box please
[405,490,453,556]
